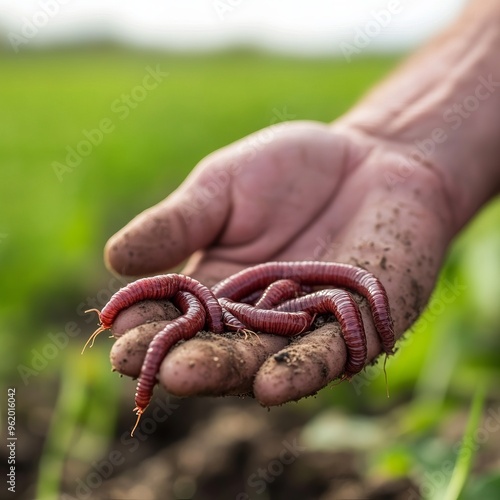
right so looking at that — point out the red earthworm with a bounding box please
[222,309,263,344]
[212,261,394,355]
[240,289,264,305]
[277,289,367,376]
[254,279,303,309]
[219,298,313,337]
[223,309,247,331]
[241,284,313,306]
[132,291,205,435]
[83,274,223,352]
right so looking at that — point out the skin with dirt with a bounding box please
[108,193,435,407]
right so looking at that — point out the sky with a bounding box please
[0,0,468,56]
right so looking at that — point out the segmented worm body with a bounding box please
[277,289,367,375]
[83,274,223,352]
[222,309,246,331]
[132,291,205,434]
[85,260,395,434]
[212,261,394,355]
[219,298,313,337]
[241,283,313,306]
[104,274,222,332]
[254,279,303,309]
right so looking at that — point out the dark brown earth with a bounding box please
[69,396,417,500]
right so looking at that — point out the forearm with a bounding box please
[337,0,500,232]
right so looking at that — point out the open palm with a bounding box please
[105,120,454,405]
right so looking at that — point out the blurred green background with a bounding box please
[2,47,500,499]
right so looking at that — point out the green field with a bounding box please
[2,47,500,499]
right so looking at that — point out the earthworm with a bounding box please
[132,291,206,435]
[219,298,313,337]
[83,274,223,352]
[241,284,312,306]
[86,260,395,435]
[240,289,264,305]
[212,261,394,355]
[254,279,303,309]
[277,289,367,376]
[222,309,247,331]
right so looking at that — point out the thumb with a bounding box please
[104,153,233,277]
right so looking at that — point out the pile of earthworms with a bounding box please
[84,261,394,433]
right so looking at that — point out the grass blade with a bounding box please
[443,383,487,500]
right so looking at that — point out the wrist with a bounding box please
[335,2,500,231]
[331,120,458,243]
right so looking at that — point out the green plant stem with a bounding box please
[443,383,487,500]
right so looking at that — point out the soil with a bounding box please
[9,377,418,500]
[65,395,416,500]
[88,398,412,500]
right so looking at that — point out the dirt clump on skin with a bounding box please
[112,299,181,337]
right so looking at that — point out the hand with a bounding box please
[104,120,455,405]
